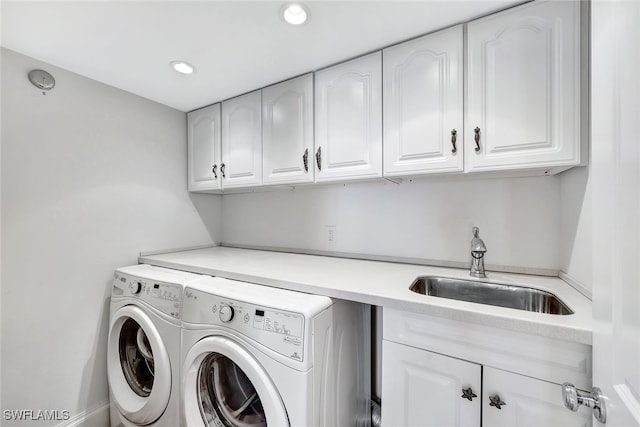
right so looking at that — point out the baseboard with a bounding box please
[56,402,110,427]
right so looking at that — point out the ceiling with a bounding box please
[2,1,521,112]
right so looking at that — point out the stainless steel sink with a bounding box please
[409,276,573,315]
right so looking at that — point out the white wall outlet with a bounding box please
[325,225,336,247]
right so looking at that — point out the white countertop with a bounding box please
[139,246,593,345]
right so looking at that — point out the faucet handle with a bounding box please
[470,227,487,253]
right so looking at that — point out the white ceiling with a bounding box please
[2,1,521,112]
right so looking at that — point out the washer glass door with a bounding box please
[108,305,172,425]
[119,317,155,397]
[198,353,266,426]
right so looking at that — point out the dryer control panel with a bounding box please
[183,287,307,362]
[113,271,183,320]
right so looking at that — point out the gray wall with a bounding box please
[221,176,564,274]
[1,48,221,426]
[560,166,592,296]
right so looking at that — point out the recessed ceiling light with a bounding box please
[170,61,195,75]
[282,3,309,26]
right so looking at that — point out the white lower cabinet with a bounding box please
[381,308,593,427]
[483,367,591,427]
[381,340,480,427]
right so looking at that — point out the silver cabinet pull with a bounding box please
[474,127,481,152]
[303,149,309,172]
[212,164,218,179]
[562,383,607,424]
[220,162,226,178]
[489,394,506,410]
[451,129,457,154]
[461,387,477,401]
[315,147,322,171]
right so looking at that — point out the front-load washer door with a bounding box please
[108,305,172,425]
[183,336,289,427]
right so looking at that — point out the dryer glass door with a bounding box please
[183,336,290,427]
[198,353,266,426]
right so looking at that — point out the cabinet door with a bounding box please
[381,340,481,427]
[483,367,592,427]
[221,90,262,188]
[466,1,582,172]
[314,52,382,182]
[187,104,221,192]
[262,74,314,185]
[383,25,463,176]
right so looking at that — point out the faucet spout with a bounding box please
[470,227,487,278]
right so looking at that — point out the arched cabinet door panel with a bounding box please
[221,90,263,189]
[466,0,584,173]
[262,74,314,185]
[188,104,221,192]
[383,25,464,177]
[314,52,382,182]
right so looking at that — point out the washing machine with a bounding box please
[181,276,371,427]
[107,264,208,427]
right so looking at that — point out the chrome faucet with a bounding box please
[470,227,487,278]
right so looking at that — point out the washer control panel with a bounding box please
[113,271,182,319]
[183,287,306,362]
[252,308,303,338]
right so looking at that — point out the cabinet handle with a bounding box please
[212,164,218,179]
[303,149,309,172]
[220,162,226,179]
[315,147,322,171]
[474,127,481,152]
[451,129,457,154]
[461,387,477,401]
[489,394,506,410]
[562,383,607,424]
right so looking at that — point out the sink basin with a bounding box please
[409,276,573,315]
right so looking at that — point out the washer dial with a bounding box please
[129,281,142,294]
[219,305,234,322]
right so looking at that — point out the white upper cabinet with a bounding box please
[314,52,382,182]
[383,25,464,176]
[466,0,583,173]
[187,1,586,192]
[221,90,262,189]
[262,74,314,185]
[187,104,222,192]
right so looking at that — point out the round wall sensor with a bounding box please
[28,69,56,91]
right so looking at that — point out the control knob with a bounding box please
[129,281,142,294]
[219,305,234,323]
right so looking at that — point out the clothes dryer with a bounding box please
[181,277,371,427]
[107,264,207,427]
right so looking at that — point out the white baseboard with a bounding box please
[56,402,110,427]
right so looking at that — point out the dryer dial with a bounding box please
[219,305,234,323]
